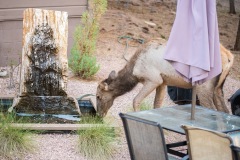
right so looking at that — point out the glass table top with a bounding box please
[125,105,240,134]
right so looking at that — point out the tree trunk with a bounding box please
[234,16,240,51]
[229,0,236,14]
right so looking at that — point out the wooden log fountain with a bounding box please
[10,8,81,116]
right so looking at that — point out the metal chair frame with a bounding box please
[119,113,179,160]
[231,145,240,160]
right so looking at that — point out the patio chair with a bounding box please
[231,145,240,160]
[182,125,234,160]
[119,113,180,160]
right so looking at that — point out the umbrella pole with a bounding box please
[191,85,197,120]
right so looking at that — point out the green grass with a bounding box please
[0,113,35,159]
[79,115,104,124]
[77,116,117,160]
[139,101,152,111]
[128,101,152,112]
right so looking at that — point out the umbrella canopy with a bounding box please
[164,0,222,85]
[164,0,222,120]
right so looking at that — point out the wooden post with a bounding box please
[229,0,236,14]
[234,16,240,51]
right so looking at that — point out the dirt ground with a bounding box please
[96,0,240,81]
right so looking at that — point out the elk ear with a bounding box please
[99,82,109,91]
[108,70,117,80]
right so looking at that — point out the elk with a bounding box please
[96,39,234,117]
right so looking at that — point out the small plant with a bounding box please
[77,116,116,160]
[6,56,21,89]
[128,101,152,112]
[69,0,107,79]
[0,113,35,159]
[79,115,103,124]
[139,101,152,111]
[69,50,100,79]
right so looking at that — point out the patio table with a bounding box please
[125,105,240,156]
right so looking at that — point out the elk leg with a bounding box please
[154,84,166,108]
[133,81,160,111]
[198,80,217,110]
[213,87,229,113]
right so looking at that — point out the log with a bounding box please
[20,8,68,95]
[10,8,81,116]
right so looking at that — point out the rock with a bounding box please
[142,27,149,33]
[144,21,156,27]
[0,69,7,77]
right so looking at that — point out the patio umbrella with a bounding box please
[164,0,222,119]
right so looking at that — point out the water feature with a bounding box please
[1,97,96,123]
[10,9,85,122]
[13,23,80,117]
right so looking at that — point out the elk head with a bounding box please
[96,71,117,117]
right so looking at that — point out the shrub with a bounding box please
[69,0,107,79]
[0,113,35,159]
[77,116,116,160]
[69,48,100,79]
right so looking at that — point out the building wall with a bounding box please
[0,0,88,66]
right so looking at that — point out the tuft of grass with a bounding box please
[0,113,35,159]
[77,116,116,160]
[139,101,152,111]
[79,115,103,124]
[129,101,152,112]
